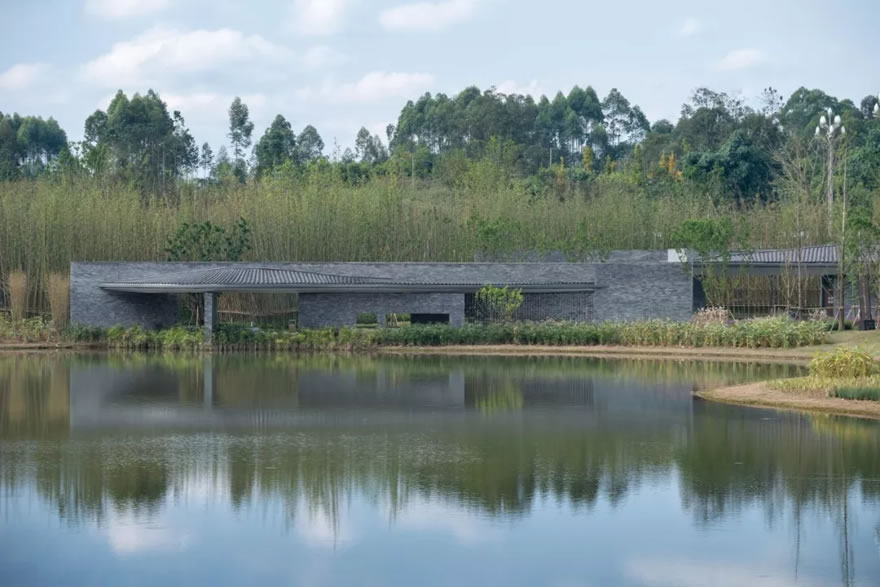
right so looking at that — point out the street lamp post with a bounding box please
[816,108,847,328]
[815,107,846,229]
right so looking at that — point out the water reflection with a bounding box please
[1,354,879,586]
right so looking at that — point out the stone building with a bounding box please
[70,251,693,335]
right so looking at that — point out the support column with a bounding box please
[204,292,218,344]
[450,295,465,327]
[377,312,387,328]
[203,356,214,408]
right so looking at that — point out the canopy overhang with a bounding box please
[99,266,598,295]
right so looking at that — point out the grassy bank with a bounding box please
[697,383,880,420]
[700,347,880,420]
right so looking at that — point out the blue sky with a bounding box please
[1,0,878,153]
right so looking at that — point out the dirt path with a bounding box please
[697,382,880,420]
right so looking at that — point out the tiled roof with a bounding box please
[100,266,596,293]
[127,267,391,287]
[726,244,838,265]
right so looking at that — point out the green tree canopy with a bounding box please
[255,114,297,175]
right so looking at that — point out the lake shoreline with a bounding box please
[697,382,880,420]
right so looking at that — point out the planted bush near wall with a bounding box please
[0,315,832,350]
[94,323,378,351]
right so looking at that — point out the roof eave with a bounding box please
[100,283,599,294]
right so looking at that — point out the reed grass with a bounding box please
[7,270,27,320]
[0,171,846,312]
[47,273,69,328]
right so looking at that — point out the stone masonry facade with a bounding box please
[70,257,693,329]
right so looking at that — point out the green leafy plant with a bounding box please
[474,285,524,323]
[164,217,252,262]
[356,312,378,325]
[809,348,879,378]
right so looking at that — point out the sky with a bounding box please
[1,0,879,153]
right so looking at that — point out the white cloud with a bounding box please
[0,63,48,91]
[624,558,826,587]
[295,505,355,548]
[713,48,764,71]
[290,0,351,36]
[104,516,192,555]
[380,0,476,32]
[82,27,291,87]
[323,119,392,145]
[495,79,544,98]
[298,71,435,103]
[85,0,170,20]
[301,45,348,70]
[394,499,503,545]
[162,92,267,121]
[679,17,701,37]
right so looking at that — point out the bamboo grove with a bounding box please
[1,84,879,314]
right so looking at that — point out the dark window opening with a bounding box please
[410,313,450,325]
[465,292,593,323]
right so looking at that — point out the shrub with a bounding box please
[7,270,27,320]
[769,375,880,401]
[0,315,52,342]
[12,316,829,351]
[474,285,523,323]
[823,319,854,331]
[373,316,827,349]
[64,324,106,342]
[831,385,880,401]
[809,348,879,378]
[47,273,70,328]
[356,312,378,325]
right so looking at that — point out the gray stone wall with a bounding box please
[299,292,465,328]
[70,258,693,329]
[592,263,693,321]
[71,263,179,328]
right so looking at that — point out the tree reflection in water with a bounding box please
[1,353,878,582]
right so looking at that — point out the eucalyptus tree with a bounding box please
[0,113,67,179]
[255,114,297,175]
[82,90,196,192]
[199,142,214,176]
[296,125,325,163]
[228,97,254,182]
[354,127,388,164]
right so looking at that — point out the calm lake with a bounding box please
[1,353,879,586]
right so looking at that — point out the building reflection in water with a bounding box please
[0,354,878,584]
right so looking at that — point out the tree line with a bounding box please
[1,84,879,206]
